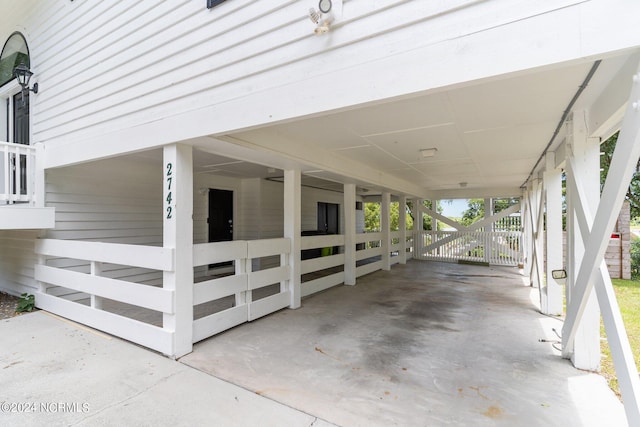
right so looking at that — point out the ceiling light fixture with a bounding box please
[420,148,438,158]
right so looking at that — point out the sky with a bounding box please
[439,199,469,218]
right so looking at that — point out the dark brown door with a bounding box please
[317,202,339,234]
[208,189,233,268]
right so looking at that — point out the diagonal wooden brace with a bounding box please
[562,67,640,424]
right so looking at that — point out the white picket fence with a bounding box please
[1,141,35,204]
[414,230,523,266]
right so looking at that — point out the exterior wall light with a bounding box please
[318,0,332,13]
[14,62,38,99]
[309,0,334,35]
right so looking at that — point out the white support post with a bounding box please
[563,111,601,371]
[430,200,438,231]
[344,183,357,285]
[399,195,407,264]
[483,198,492,224]
[543,152,563,315]
[483,197,492,262]
[414,199,424,258]
[284,169,301,308]
[381,192,391,271]
[522,189,532,277]
[534,178,545,294]
[415,199,424,231]
[162,144,193,358]
[526,179,543,289]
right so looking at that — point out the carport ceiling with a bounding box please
[226,53,631,197]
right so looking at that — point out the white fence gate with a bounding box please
[192,238,291,343]
[414,230,523,266]
[413,203,523,266]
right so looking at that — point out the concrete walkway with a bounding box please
[0,311,333,426]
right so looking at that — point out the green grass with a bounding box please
[600,278,640,397]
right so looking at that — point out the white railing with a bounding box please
[301,234,345,297]
[356,232,383,277]
[0,141,36,204]
[34,239,175,354]
[192,238,291,343]
[414,230,523,266]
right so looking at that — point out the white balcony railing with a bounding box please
[0,141,36,204]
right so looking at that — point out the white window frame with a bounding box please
[0,80,22,144]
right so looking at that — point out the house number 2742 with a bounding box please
[166,162,173,219]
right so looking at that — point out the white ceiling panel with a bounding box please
[336,145,409,171]
[462,122,554,160]
[447,63,593,132]
[217,53,633,198]
[411,159,480,176]
[342,93,455,137]
[476,158,536,176]
[365,123,469,163]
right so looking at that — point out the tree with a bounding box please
[459,197,519,227]
[364,202,380,231]
[406,200,442,230]
[364,201,415,232]
[600,131,640,219]
[460,199,484,226]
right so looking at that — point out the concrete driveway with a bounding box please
[181,261,627,427]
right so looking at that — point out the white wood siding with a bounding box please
[6,0,627,168]
[238,178,261,241]
[0,230,40,295]
[43,157,163,291]
[46,157,162,245]
[259,179,284,239]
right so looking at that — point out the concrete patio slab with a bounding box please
[0,311,333,427]
[181,261,627,427]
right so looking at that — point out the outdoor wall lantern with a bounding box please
[14,62,38,99]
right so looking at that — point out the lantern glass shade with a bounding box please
[14,62,32,89]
